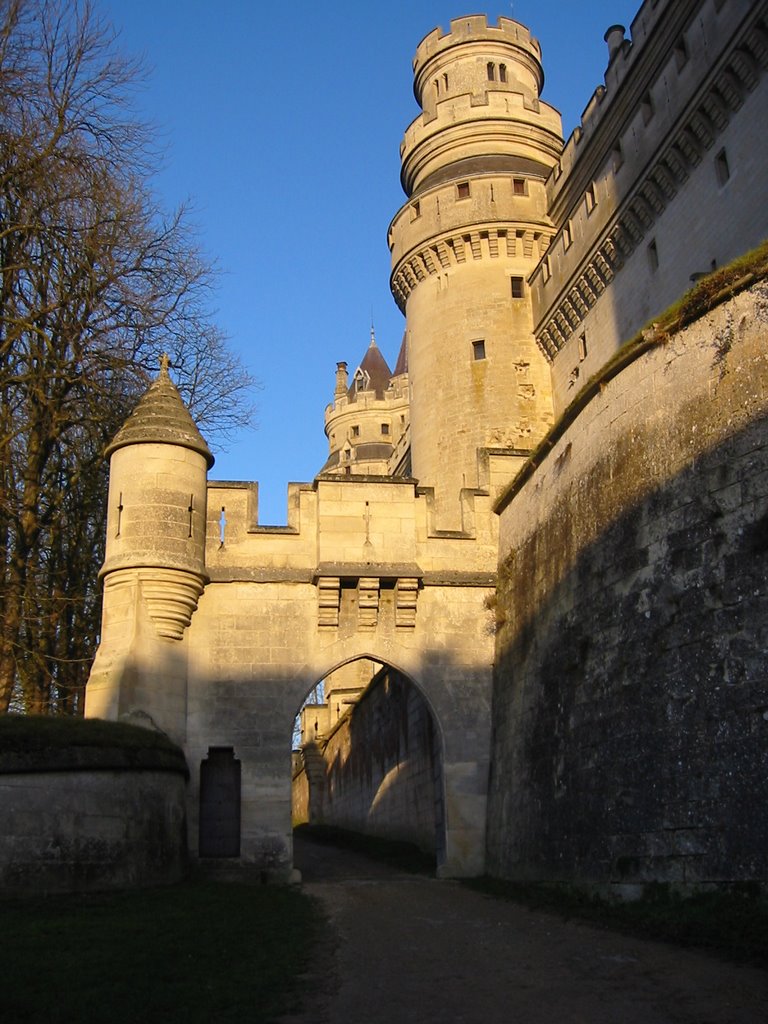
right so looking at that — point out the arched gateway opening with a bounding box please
[290,657,446,871]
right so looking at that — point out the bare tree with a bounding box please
[0,0,257,713]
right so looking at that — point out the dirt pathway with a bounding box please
[282,835,768,1024]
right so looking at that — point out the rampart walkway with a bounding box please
[281,834,768,1024]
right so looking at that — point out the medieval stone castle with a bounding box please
[85,0,768,892]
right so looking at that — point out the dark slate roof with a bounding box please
[349,329,393,399]
[105,357,214,468]
[393,332,408,376]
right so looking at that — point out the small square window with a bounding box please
[472,340,486,360]
[351,425,360,437]
[512,178,526,195]
[715,148,730,186]
[381,423,390,435]
[457,181,470,200]
[510,276,525,299]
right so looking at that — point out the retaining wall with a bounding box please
[488,280,768,894]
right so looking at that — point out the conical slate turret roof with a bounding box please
[349,328,393,399]
[393,332,408,377]
[106,355,214,468]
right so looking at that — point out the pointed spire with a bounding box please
[106,358,214,467]
[352,329,393,398]
[393,332,408,377]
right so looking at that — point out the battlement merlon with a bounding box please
[205,476,500,578]
[413,16,544,102]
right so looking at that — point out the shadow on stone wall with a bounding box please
[294,664,445,858]
[488,410,768,893]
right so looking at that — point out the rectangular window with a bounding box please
[563,221,573,250]
[381,423,390,435]
[585,182,597,213]
[715,148,730,185]
[512,178,526,195]
[648,238,659,271]
[510,276,524,299]
[351,425,360,437]
[472,340,486,361]
[542,255,551,283]
[641,93,654,124]
[612,142,623,172]
[578,333,588,361]
[456,181,470,199]
[411,201,420,220]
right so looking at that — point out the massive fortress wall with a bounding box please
[489,275,768,892]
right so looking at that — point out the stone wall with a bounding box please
[293,669,443,854]
[0,767,188,894]
[488,280,768,894]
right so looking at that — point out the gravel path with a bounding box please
[280,834,768,1024]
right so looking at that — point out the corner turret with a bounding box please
[321,329,410,477]
[86,356,213,741]
[100,356,212,639]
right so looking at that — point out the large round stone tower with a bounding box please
[388,15,563,520]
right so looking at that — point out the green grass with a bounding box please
[0,714,181,754]
[0,881,324,1023]
[0,714,187,774]
[465,877,768,968]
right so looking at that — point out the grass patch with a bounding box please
[0,880,323,1023]
[0,714,180,754]
[465,877,768,968]
[295,823,436,875]
[0,715,187,774]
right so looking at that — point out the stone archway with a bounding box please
[291,656,446,869]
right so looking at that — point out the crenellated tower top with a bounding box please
[412,16,544,104]
[400,15,560,199]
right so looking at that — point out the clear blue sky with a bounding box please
[99,0,640,523]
